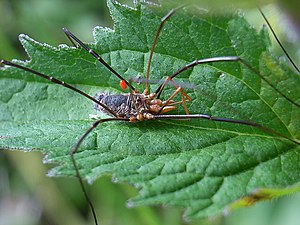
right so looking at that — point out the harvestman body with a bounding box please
[1,5,300,225]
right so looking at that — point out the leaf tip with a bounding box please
[226,185,300,213]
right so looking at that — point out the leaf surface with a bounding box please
[1,0,300,219]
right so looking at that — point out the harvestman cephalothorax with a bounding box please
[1,3,300,225]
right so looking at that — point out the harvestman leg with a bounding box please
[155,57,241,114]
[70,117,128,225]
[0,60,117,116]
[152,114,300,145]
[155,56,240,98]
[1,30,133,225]
[144,6,193,114]
[0,59,124,225]
[154,56,300,108]
[62,28,137,92]
[144,7,178,94]
[147,8,300,108]
[157,81,192,115]
[64,30,78,48]
[258,8,299,73]
[146,11,300,143]
[239,59,300,108]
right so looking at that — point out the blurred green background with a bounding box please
[0,0,299,225]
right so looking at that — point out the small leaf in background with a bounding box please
[0,0,300,221]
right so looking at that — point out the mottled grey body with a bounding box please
[94,92,149,118]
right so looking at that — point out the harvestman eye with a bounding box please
[1,4,299,225]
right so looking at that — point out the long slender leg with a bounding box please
[156,75,191,101]
[152,114,300,145]
[258,7,299,73]
[155,56,240,98]
[154,56,300,108]
[70,117,129,225]
[240,58,300,108]
[156,78,192,115]
[144,8,176,94]
[64,30,78,48]
[158,86,190,115]
[0,60,119,117]
[144,5,185,95]
[62,28,137,92]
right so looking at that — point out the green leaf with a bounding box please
[1,0,300,220]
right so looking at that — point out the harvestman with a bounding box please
[1,6,300,225]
